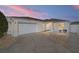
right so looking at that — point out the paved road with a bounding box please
[0,32,79,53]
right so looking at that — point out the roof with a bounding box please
[6,16,69,22]
[43,18,69,22]
[7,16,42,21]
[71,21,79,25]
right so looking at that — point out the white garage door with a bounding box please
[70,25,79,33]
[19,23,37,35]
[71,25,77,33]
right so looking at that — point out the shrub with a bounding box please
[0,11,8,38]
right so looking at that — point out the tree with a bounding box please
[0,11,8,38]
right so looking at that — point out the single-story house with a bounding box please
[6,16,70,37]
[70,21,79,34]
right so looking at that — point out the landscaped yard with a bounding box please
[0,32,79,53]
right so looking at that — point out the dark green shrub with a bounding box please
[0,11,8,38]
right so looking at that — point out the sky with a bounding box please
[0,5,79,21]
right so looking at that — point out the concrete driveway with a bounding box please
[1,32,79,53]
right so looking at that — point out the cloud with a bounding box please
[6,5,48,19]
[8,12,19,16]
[7,5,32,14]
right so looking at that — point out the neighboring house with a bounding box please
[6,16,70,37]
[70,21,79,34]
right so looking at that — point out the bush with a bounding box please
[0,11,8,38]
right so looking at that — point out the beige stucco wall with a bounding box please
[7,17,19,36]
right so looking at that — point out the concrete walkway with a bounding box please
[0,32,79,53]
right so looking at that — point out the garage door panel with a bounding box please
[19,23,37,35]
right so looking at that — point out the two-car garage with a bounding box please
[18,22,38,35]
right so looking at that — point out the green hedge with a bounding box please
[0,12,8,38]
